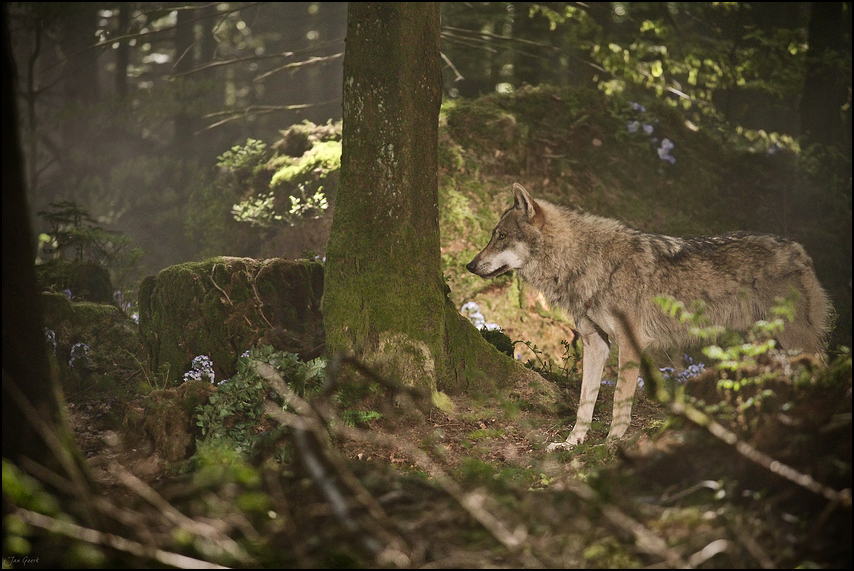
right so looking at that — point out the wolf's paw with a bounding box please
[545,441,572,452]
[546,432,586,451]
[605,424,629,443]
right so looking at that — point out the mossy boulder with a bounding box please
[138,257,324,385]
[39,292,146,398]
[36,260,114,304]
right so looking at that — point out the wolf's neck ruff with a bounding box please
[467,183,830,448]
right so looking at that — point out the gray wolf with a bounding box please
[466,183,830,449]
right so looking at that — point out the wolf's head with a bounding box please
[466,183,546,279]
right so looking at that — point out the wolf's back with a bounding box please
[529,203,830,355]
[655,232,830,354]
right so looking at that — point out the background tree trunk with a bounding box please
[2,4,97,516]
[511,1,552,88]
[799,1,851,151]
[323,2,545,398]
[114,3,130,102]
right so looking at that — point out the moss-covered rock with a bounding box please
[138,257,324,385]
[39,292,146,398]
[35,260,114,304]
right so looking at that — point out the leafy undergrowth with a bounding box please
[7,343,850,568]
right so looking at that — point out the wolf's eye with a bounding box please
[497,231,506,240]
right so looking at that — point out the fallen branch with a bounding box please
[15,508,229,570]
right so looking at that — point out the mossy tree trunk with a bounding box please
[324,3,546,398]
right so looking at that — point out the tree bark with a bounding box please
[323,2,546,399]
[2,4,97,515]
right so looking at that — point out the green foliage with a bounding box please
[654,294,725,341]
[35,201,144,307]
[37,200,98,262]
[341,409,382,427]
[467,427,505,440]
[3,460,111,566]
[652,292,835,432]
[332,378,384,428]
[456,457,496,484]
[285,185,328,221]
[454,456,539,490]
[269,139,341,191]
[232,183,330,228]
[515,338,580,387]
[701,296,797,393]
[230,191,281,227]
[216,138,270,176]
[187,123,340,256]
[134,357,171,393]
[191,442,263,489]
[2,459,61,517]
[655,292,798,379]
[195,346,325,456]
[528,4,813,126]
[799,142,853,196]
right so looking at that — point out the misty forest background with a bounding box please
[9,1,851,350]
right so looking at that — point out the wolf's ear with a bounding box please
[512,183,535,216]
[512,183,545,228]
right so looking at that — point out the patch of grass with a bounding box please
[500,399,522,420]
[466,428,505,440]
[454,457,542,491]
[583,536,638,568]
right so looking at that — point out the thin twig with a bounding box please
[15,508,230,569]
[257,363,411,567]
[108,463,255,565]
[564,477,688,567]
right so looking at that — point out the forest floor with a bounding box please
[65,352,851,569]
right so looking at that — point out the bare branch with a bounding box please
[252,53,343,83]
[197,100,340,133]
[15,508,230,569]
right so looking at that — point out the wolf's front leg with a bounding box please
[547,323,610,451]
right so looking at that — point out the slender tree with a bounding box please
[114,3,130,101]
[799,1,851,151]
[323,2,540,397]
[511,1,553,87]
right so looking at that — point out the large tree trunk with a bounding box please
[323,2,544,398]
[2,4,97,515]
